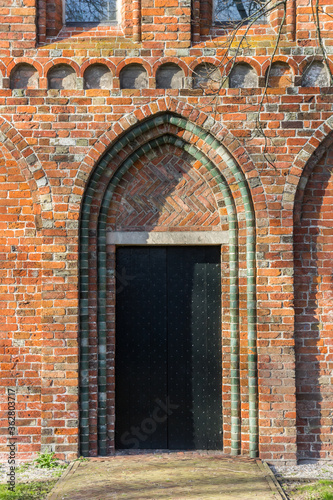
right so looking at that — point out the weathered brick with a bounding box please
[0,0,332,466]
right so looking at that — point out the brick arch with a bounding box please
[72,98,266,215]
[44,58,81,77]
[0,116,49,227]
[7,58,43,78]
[293,133,333,461]
[78,108,259,460]
[282,117,333,213]
[298,56,333,76]
[80,58,116,77]
[189,57,221,73]
[0,60,7,78]
[152,58,189,77]
[225,58,261,77]
[115,58,152,78]
[262,56,298,76]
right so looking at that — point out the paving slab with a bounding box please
[48,453,285,500]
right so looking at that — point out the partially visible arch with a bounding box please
[0,60,6,79]
[282,117,333,212]
[294,137,333,461]
[0,116,49,226]
[282,120,333,461]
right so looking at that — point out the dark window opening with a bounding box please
[65,0,117,24]
[214,0,265,23]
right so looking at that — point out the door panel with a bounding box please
[115,246,222,450]
[167,247,197,449]
[115,248,168,449]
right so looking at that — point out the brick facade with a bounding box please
[0,0,332,464]
[294,148,333,460]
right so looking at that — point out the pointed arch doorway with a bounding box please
[107,142,228,450]
[79,111,258,457]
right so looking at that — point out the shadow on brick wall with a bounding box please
[294,147,333,462]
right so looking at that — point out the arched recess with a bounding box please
[0,116,49,227]
[79,112,257,458]
[293,131,333,461]
[282,115,333,212]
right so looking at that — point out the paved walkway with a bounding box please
[48,452,286,500]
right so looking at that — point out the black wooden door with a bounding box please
[115,246,222,450]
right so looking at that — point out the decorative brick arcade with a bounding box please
[0,0,332,465]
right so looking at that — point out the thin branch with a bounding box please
[312,0,333,84]
[253,0,287,170]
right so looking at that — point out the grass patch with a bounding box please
[34,452,67,470]
[0,480,57,500]
[295,480,333,500]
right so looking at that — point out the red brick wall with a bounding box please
[294,148,333,461]
[45,0,63,39]
[0,144,41,460]
[0,0,36,55]
[0,0,333,464]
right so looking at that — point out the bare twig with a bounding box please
[311,0,333,84]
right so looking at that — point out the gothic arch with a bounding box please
[72,98,266,211]
[282,115,333,212]
[79,110,258,458]
[293,130,333,460]
[0,116,49,228]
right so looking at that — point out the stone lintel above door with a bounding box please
[107,231,229,246]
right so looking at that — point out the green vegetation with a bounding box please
[0,454,69,500]
[34,452,67,470]
[289,480,333,500]
[74,456,89,463]
[299,480,333,500]
[0,481,57,500]
[14,463,30,473]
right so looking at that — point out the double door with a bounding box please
[115,246,222,450]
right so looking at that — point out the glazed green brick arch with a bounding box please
[79,112,258,457]
[97,134,240,455]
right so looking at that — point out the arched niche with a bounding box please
[48,64,77,90]
[84,64,112,90]
[229,63,258,88]
[119,64,148,89]
[10,63,39,90]
[192,63,222,90]
[266,61,293,88]
[294,140,333,461]
[156,64,184,89]
[301,61,330,87]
